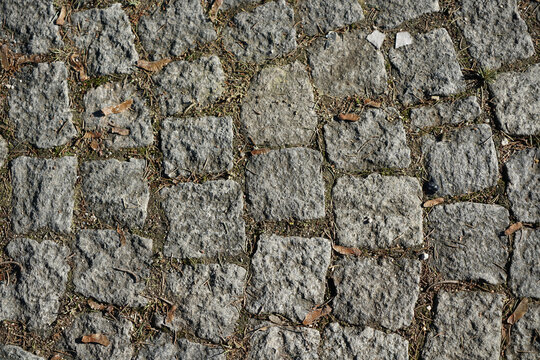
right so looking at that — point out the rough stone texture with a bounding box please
[410,96,482,129]
[62,313,133,360]
[0,345,44,360]
[422,291,503,360]
[457,0,534,70]
[246,235,331,321]
[8,62,76,148]
[137,0,217,60]
[309,30,387,98]
[321,323,408,360]
[490,64,540,136]
[0,238,69,330]
[240,62,317,147]
[160,180,245,259]
[153,57,225,116]
[389,28,465,105]
[73,230,153,306]
[80,158,149,228]
[429,202,510,285]
[324,108,411,171]
[506,303,540,360]
[0,0,63,54]
[297,0,364,36]
[223,0,297,63]
[248,326,320,360]
[332,174,423,250]
[332,257,421,330]
[509,228,540,298]
[161,116,233,178]
[11,156,77,234]
[367,0,439,29]
[135,333,225,360]
[221,0,259,10]
[245,148,325,221]
[70,4,138,75]
[505,148,539,223]
[422,124,498,196]
[0,135,7,168]
[83,83,153,149]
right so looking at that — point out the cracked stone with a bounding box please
[366,0,439,29]
[297,0,364,36]
[509,228,540,298]
[0,345,44,360]
[248,326,320,360]
[505,148,539,223]
[410,96,482,129]
[135,333,225,360]
[0,135,7,168]
[506,303,540,360]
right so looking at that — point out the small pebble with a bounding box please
[424,180,439,195]
[395,31,413,48]
[419,253,429,260]
[367,30,386,49]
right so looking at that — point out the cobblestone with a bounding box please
[505,148,539,223]
[297,0,364,36]
[509,228,540,298]
[0,345,44,360]
[366,0,439,29]
[135,333,225,360]
[248,326,320,360]
[506,303,540,360]
[410,96,481,129]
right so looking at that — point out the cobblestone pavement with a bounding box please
[0,0,538,359]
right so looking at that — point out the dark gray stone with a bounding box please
[366,0,439,29]
[457,0,534,70]
[248,326,320,360]
[389,28,465,105]
[8,62,76,148]
[11,156,77,234]
[70,4,138,75]
[332,174,423,250]
[135,333,225,360]
[506,303,540,360]
[153,56,225,116]
[0,345,44,360]
[241,62,317,147]
[80,158,149,228]
[429,202,509,285]
[160,180,245,259]
[309,30,387,98]
[245,148,325,221]
[324,108,411,171]
[422,124,498,196]
[161,116,233,178]
[332,257,421,330]
[509,228,540,298]
[410,96,481,129]
[422,291,503,360]
[297,0,364,36]
[221,0,259,10]
[0,135,7,168]
[505,148,539,223]
[137,0,216,60]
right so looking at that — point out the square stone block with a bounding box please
[297,0,364,36]
[366,0,439,29]
[506,303,540,360]
[509,228,540,298]
[410,96,481,129]
[248,326,320,360]
[505,148,539,223]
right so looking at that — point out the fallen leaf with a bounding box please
[337,113,360,122]
[302,304,331,325]
[69,53,88,81]
[116,225,126,246]
[251,148,270,155]
[16,54,42,66]
[507,298,528,325]
[1,45,11,70]
[101,99,133,116]
[504,222,523,236]
[332,244,362,256]
[51,354,64,360]
[89,139,100,151]
[268,315,285,325]
[88,299,107,310]
[209,0,223,20]
[82,131,102,139]
[363,99,382,108]
[166,304,177,324]
[136,59,171,72]
[81,334,110,347]
[110,126,130,136]
[56,6,67,26]
[423,197,444,208]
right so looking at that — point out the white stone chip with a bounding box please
[395,32,413,48]
[367,30,386,49]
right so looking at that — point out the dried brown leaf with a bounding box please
[504,222,523,236]
[209,0,223,20]
[56,6,67,26]
[51,354,64,360]
[81,333,110,347]
[363,99,382,108]
[101,99,133,116]
[87,299,107,310]
[83,131,102,139]
[302,304,331,325]
[116,225,126,246]
[136,59,172,72]
[337,113,360,122]
[166,304,177,324]
[507,298,528,325]
[423,197,444,208]
[90,139,100,151]
[1,45,12,70]
[16,54,42,66]
[332,244,362,256]
[251,148,270,155]
[69,53,88,81]
[110,126,130,136]
[268,315,285,325]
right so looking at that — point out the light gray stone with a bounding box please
[321,323,408,360]
[248,326,320,360]
[160,180,245,259]
[153,56,225,116]
[395,31,412,48]
[11,156,77,234]
[246,234,331,321]
[506,303,540,360]
[135,333,225,360]
[490,64,540,136]
[0,345,44,360]
[422,291,503,360]
[221,0,259,11]
[332,174,423,250]
[366,30,386,49]
[8,62,76,148]
[505,148,539,223]
[324,108,411,171]
[510,228,540,298]
[241,62,317,147]
[457,0,534,70]
[389,28,465,105]
[309,30,387,98]
[422,124,498,196]
[83,82,153,149]
[245,148,325,221]
[297,0,364,36]
[332,257,421,330]
[0,135,7,168]
[367,0,439,29]
[137,0,216,60]
[161,116,233,178]
[223,0,297,63]
[80,158,149,228]
[70,4,138,75]
[429,202,509,285]
[410,96,481,129]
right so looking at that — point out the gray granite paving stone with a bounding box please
[153,56,225,116]
[80,158,149,228]
[490,64,540,136]
[245,148,325,221]
[422,291,503,360]
[410,96,482,129]
[137,0,217,60]
[324,108,411,171]
[308,30,387,98]
[509,228,540,298]
[428,202,510,285]
[241,62,317,147]
[332,174,423,250]
[332,257,421,330]
[161,116,233,178]
[0,345,44,360]
[221,0,259,11]
[11,156,77,234]
[248,326,320,360]
[0,135,7,168]
[8,62,76,148]
[135,333,225,360]
[246,234,331,321]
[83,83,153,149]
[297,0,364,36]
[506,303,540,360]
[160,180,245,259]
[457,0,534,70]
[422,124,498,196]
[366,0,439,29]
[389,28,465,105]
[505,148,539,223]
